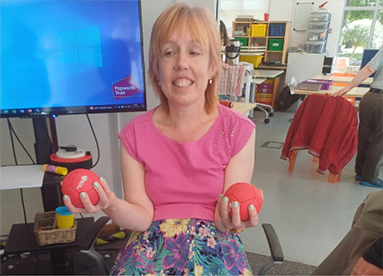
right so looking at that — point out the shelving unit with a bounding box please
[307,11,331,54]
[232,20,291,67]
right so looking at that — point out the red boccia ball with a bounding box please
[224,182,263,221]
[61,169,100,208]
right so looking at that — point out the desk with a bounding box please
[0,165,44,190]
[253,69,284,79]
[0,165,64,212]
[294,86,369,97]
[4,217,94,275]
[311,75,373,85]
[232,102,257,115]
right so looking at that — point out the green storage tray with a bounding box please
[268,38,283,51]
[236,37,248,47]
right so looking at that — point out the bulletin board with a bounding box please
[293,2,314,31]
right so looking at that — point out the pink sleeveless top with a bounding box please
[119,104,255,221]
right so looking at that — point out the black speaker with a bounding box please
[322,56,334,74]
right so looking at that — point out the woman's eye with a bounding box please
[190,51,201,56]
[164,50,174,56]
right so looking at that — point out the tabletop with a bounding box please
[0,165,45,190]
[311,75,373,85]
[253,69,284,79]
[232,102,257,115]
[5,217,94,254]
[293,86,370,98]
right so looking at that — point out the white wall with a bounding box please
[220,0,270,37]
[0,0,217,236]
[270,0,344,57]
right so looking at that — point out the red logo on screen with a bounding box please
[112,76,141,99]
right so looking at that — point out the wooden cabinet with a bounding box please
[232,21,291,67]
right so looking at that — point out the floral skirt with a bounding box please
[110,218,252,276]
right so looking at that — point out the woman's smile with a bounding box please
[173,77,194,88]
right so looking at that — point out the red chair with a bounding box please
[281,94,358,183]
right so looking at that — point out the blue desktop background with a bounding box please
[1,0,145,112]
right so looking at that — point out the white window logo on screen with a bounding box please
[56,27,102,67]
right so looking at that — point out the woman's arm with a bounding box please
[215,128,258,232]
[333,65,376,96]
[64,143,154,232]
[102,144,154,231]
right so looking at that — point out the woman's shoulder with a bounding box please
[120,107,156,133]
[218,104,255,128]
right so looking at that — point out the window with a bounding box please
[336,0,383,73]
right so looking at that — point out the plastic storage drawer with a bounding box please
[257,83,273,93]
[251,24,267,36]
[269,24,285,36]
[309,21,330,29]
[310,12,331,22]
[308,29,327,42]
[255,97,272,104]
[268,38,283,51]
[256,93,273,98]
[307,41,325,53]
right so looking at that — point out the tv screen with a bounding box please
[1,0,146,118]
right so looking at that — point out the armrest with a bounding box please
[79,216,110,251]
[262,223,284,263]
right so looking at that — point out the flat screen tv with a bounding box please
[1,0,146,118]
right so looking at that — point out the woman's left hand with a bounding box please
[217,194,259,232]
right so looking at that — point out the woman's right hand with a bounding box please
[63,176,118,214]
[333,87,349,97]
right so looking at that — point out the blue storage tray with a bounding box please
[269,24,285,37]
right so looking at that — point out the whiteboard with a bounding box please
[294,2,314,31]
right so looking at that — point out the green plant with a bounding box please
[342,19,383,60]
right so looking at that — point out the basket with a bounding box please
[298,79,333,91]
[34,211,77,246]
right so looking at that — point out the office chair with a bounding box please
[79,216,111,275]
[360,49,379,79]
[258,223,284,275]
[83,219,283,275]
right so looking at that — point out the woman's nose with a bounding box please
[175,52,188,70]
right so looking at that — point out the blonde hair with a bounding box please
[148,3,221,114]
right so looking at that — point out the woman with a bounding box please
[64,3,258,275]
[220,20,230,47]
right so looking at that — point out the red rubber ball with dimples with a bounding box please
[61,169,100,208]
[224,182,263,221]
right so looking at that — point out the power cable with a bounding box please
[86,114,100,169]
[6,118,33,224]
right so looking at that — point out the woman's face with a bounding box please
[158,26,213,108]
